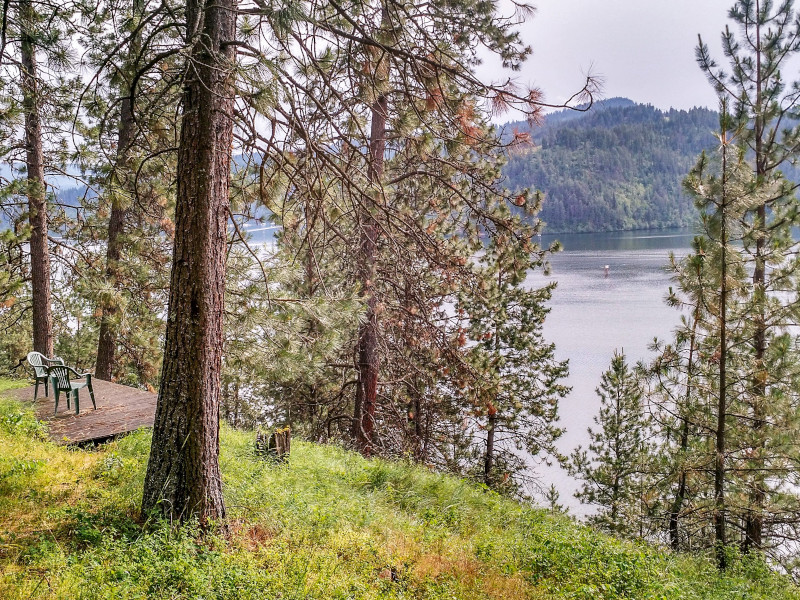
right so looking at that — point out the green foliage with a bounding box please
[0,399,47,439]
[220,241,361,430]
[458,238,568,492]
[641,1,800,565]
[0,385,796,599]
[569,352,651,537]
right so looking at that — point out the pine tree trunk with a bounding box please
[413,394,423,461]
[669,417,690,550]
[20,0,52,357]
[353,93,387,456]
[745,12,766,552]
[669,306,699,551]
[484,271,502,486]
[141,0,236,525]
[714,135,730,569]
[96,5,142,381]
[484,406,496,485]
[95,197,126,380]
[746,207,766,551]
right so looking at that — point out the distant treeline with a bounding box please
[501,98,720,233]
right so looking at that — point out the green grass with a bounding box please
[0,380,797,599]
[0,378,27,393]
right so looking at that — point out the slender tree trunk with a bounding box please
[714,133,730,569]
[484,406,496,485]
[483,269,503,486]
[352,5,392,456]
[20,0,52,357]
[353,92,387,456]
[96,5,143,381]
[141,0,236,525]
[745,203,766,552]
[412,394,423,460]
[669,306,699,551]
[302,217,319,427]
[233,381,240,428]
[611,476,620,533]
[745,6,766,551]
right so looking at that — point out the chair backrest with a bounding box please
[48,365,72,392]
[27,352,47,378]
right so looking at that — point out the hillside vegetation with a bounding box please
[0,380,797,600]
[502,98,720,233]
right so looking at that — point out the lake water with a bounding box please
[525,228,694,512]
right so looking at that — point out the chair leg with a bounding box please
[88,382,96,410]
[53,389,59,414]
[74,389,80,415]
[44,377,48,397]
[34,380,39,402]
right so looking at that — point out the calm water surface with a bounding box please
[526,228,694,512]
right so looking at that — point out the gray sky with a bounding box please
[482,0,734,112]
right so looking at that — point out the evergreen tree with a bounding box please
[460,239,567,492]
[73,0,180,386]
[697,0,800,552]
[141,0,236,525]
[645,100,800,568]
[680,108,752,567]
[0,0,79,359]
[238,0,595,468]
[569,351,651,537]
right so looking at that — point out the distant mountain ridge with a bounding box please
[500,98,719,233]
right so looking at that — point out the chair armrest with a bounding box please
[47,365,88,378]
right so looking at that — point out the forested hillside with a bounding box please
[502,98,719,232]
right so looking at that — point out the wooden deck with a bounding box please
[8,379,157,445]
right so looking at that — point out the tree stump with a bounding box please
[255,426,291,463]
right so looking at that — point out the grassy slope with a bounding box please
[0,381,796,600]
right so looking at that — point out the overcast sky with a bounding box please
[481,0,734,113]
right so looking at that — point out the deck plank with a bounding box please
[7,379,157,444]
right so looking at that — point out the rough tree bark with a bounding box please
[141,0,236,525]
[20,0,53,357]
[352,92,387,456]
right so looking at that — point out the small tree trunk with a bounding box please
[483,405,496,485]
[95,182,129,379]
[141,0,236,526]
[745,206,766,553]
[714,128,730,570]
[669,419,690,550]
[413,394,423,461]
[20,0,52,357]
[669,305,699,551]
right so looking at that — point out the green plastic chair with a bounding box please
[26,352,65,401]
[48,365,96,415]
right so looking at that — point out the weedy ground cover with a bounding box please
[0,378,796,599]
